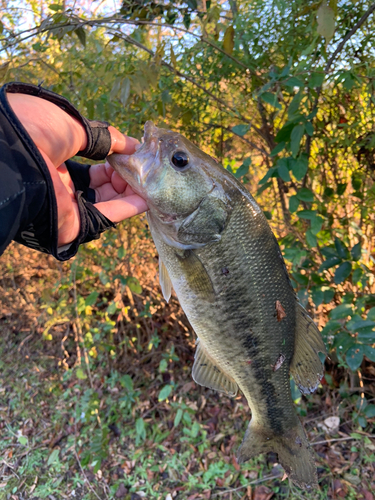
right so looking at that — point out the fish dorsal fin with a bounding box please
[290,303,327,394]
[176,250,215,303]
[159,257,172,303]
[193,339,238,397]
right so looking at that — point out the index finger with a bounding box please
[108,126,140,155]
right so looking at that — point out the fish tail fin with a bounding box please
[236,420,317,490]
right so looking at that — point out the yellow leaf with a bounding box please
[317,2,335,44]
[223,25,235,55]
[170,46,177,70]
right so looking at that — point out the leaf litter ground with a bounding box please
[0,233,375,500]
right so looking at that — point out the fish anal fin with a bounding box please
[176,250,215,302]
[237,420,318,490]
[159,257,172,303]
[290,303,327,394]
[193,339,238,397]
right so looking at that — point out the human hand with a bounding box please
[8,93,148,247]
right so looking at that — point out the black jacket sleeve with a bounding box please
[0,82,115,261]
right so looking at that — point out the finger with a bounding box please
[94,195,148,223]
[89,163,112,188]
[108,127,140,155]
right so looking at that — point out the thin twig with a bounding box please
[211,473,284,497]
[306,1,375,160]
[74,449,107,500]
[311,436,362,446]
[108,29,264,139]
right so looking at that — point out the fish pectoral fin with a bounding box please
[176,250,215,302]
[192,338,238,397]
[290,303,327,394]
[159,256,172,303]
[177,195,228,246]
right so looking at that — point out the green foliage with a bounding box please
[1,0,375,495]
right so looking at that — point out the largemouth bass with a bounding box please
[107,122,326,489]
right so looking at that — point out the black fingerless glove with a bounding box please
[0,82,115,261]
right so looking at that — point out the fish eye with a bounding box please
[171,151,189,169]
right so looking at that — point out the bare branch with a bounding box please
[107,29,265,139]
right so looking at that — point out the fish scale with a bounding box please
[108,121,327,490]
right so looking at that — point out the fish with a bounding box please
[107,121,326,489]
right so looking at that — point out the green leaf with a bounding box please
[261,92,282,110]
[232,124,249,136]
[127,277,142,294]
[174,408,183,427]
[309,72,325,89]
[135,418,146,440]
[317,3,336,43]
[290,124,305,157]
[346,345,363,371]
[305,121,314,136]
[306,230,317,247]
[289,195,300,213]
[47,449,60,466]
[259,167,276,184]
[234,161,250,178]
[74,27,86,47]
[120,78,131,106]
[352,267,363,283]
[334,262,352,284]
[117,246,126,259]
[297,209,316,220]
[296,188,314,202]
[349,320,375,331]
[363,346,375,362]
[223,25,235,55]
[158,384,172,401]
[85,291,99,306]
[351,242,362,261]
[49,3,63,11]
[277,162,290,182]
[311,215,324,235]
[318,256,341,271]
[337,183,347,195]
[284,77,304,88]
[335,238,350,260]
[270,142,285,156]
[364,404,375,418]
[159,359,168,373]
[288,91,303,117]
[367,307,375,321]
[291,154,308,180]
[17,435,28,446]
[76,368,87,380]
[329,303,353,320]
[187,0,197,9]
[275,123,295,143]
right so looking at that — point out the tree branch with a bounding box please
[107,29,265,139]
[305,2,375,161]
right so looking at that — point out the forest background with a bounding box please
[1,0,375,499]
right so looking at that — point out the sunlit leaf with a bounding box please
[317,2,336,44]
[223,25,235,55]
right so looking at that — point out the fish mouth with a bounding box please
[106,121,160,194]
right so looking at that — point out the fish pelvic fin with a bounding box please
[192,338,238,397]
[290,303,327,394]
[236,420,318,490]
[159,256,172,303]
